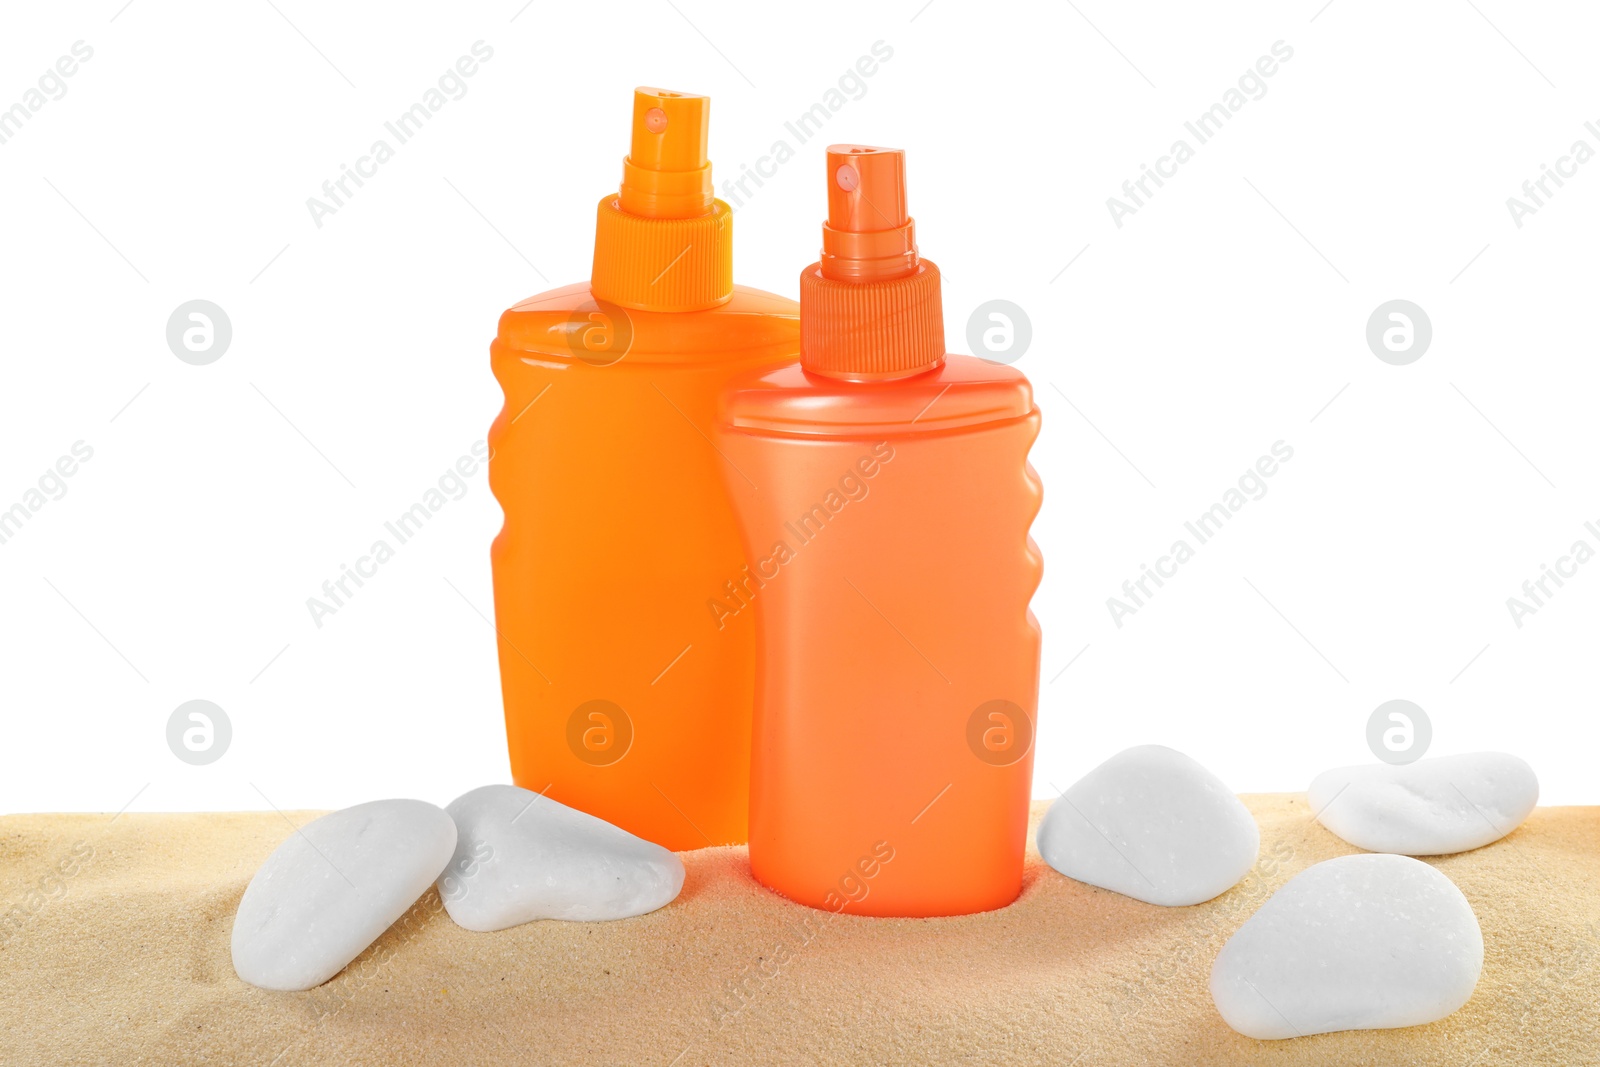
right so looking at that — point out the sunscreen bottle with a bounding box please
[719,146,1042,915]
[488,89,799,850]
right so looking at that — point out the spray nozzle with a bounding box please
[619,87,713,219]
[801,144,943,379]
[819,145,918,282]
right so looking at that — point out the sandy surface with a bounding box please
[2,796,1597,1066]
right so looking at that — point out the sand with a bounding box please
[2,796,1596,1066]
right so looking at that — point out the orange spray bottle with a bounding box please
[487,89,799,850]
[718,146,1042,916]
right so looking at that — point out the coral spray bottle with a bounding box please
[718,146,1042,916]
[488,89,800,850]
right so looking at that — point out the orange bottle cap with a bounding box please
[592,87,732,313]
[801,146,944,380]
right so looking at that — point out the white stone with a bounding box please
[1035,745,1259,907]
[437,784,685,932]
[1211,853,1483,1039]
[1309,752,1538,856]
[232,799,456,991]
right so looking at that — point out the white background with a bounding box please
[2,0,1597,816]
